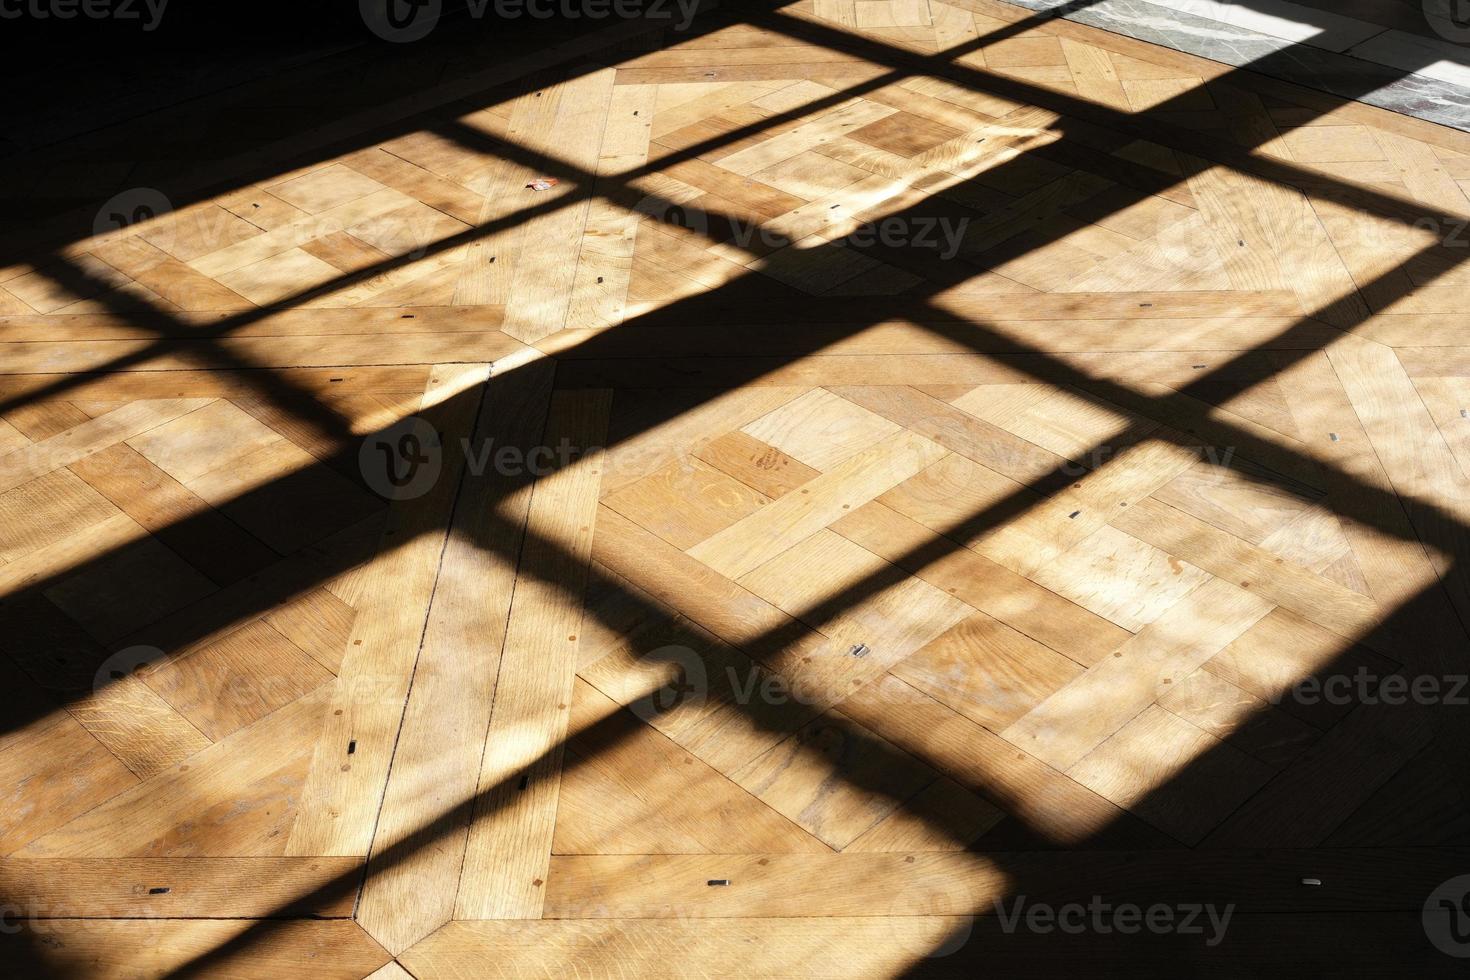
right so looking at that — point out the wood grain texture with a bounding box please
[3,1,1469,969]
[455,387,612,919]
[288,364,491,857]
[358,356,556,953]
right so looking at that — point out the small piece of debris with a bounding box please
[1068,510,1081,519]
[148,887,171,895]
[526,178,559,191]
[707,879,731,886]
[1301,878,1322,886]
[850,643,871,658]
[1329,433,1340,442]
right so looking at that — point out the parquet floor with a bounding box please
[4,0,1470,976]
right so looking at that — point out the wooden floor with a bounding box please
[4,1,1470,976]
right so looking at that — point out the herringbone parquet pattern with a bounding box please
[3,1,1470,976]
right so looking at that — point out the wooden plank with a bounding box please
[1113,497,1385,648]
[740,387,900,471]
[838,676,1141,846]
[399,913,1457,975]
[1326,335,1470,634]
[364,963,418,980]
[585,506,840,772]
[844,775,1003,851]
[357,355,556,954]
[1069,703,1274,845]
[731,710,939,849]
[287,364,490,857]
[455,387,612,919]
[537,847,1466,916]
[693,429,821,497]
[830,384,1065,486]
[1000,578,1274,770]
[0,667,138,855]
[0,332,525,374]
[554,678,827,855]
[735,528,972,687]
[565,83,657,331]
[602,455,768,550]
[70,442,278,586]
[0,399,212,494]
[1030,524,1212,632]
[687,428,946,579]
[501,69,618,342]
[21,685,328,857]
[832,500,1131,666]
[143,619,333,740]
[892,611,1085,730]
[2,919,389,979]
[0,857,359,916]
